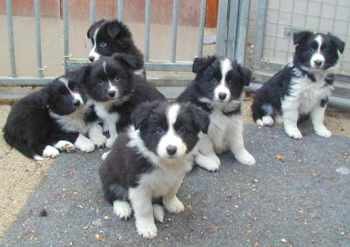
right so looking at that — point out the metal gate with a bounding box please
[0,0,250,86]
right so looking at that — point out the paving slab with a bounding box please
[1,125,350,247]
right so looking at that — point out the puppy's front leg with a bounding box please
[229,117,256,166]
[162,180,185,214]
[129,188,157,239]
[282,100,303,139]
[311,103,332,137]
[195,135,221,171]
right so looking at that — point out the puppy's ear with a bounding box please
[236,63,252,86]
[293,31,313,45]
[113,53,143,71]
[192,56,216,74]
[131,101,161,129]
[328,33,345,54]
[66,65,91,85]
[188,104,209,134]
[106,20,122,39]
[87,19,105,39]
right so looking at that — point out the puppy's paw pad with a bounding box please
[42,146,60,158]
[164,197,185,214]
[153,204,165,223]
[113,201,132,220]
[55,141,75,152]
[136,222,157,239]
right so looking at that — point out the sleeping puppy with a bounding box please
[3,71,97,160]
[82,53,165,148]
[87,19,144,75]
[251,31,345,139]
[177,56,255,171]
[99,101,209,239]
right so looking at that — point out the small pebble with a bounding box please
[281,238,288,243]
[39,209,48,217]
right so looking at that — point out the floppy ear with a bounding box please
[106,20,122,39]
[192,56,216,74]
[65,65,91,85]
[113,53,143,71]
[236,63,252,86]
[328,33,345,54]
[293,31,313,45]
[131,101,161,129]
[87,19,105,39]
[188,104,209,134]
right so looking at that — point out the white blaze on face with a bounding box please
[214,58,232,102]
[157,104,187,159]
[102,61,119,99]
[310,35,325,69]
[88,27,101,61]
[59,77,83,105]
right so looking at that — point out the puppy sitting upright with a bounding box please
[99,101,209,239]
[83,53,165,147]
[177,56,255,171]
[252,31,345,139]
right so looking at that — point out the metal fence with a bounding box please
[0,0,250,86]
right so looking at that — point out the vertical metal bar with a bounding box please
[235,0,251,64]
[144,0,152,62]
[170,0,180,63]
[117,0,124,21]
[227,0,239,59]
[216,0,229,56]
[90,0,96,24]
[63,0,70,71]
[197,0,207,57]
[34,0,44,78]
[6,0,17,77]
[254,0,267,66]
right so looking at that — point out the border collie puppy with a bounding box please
[87,19,143,67]
[82,53,165,148]
[177,56,255,171]
[3,73,96,160]
[251,31,345,139]
[99,101,209,239]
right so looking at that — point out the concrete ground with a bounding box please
[0,100,350,246]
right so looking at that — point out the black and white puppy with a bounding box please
[87,19,143,67]
[99,101,209,239]
[177,56,255,171]
[82,53,165,148]
[251,31,345,139]
[3,72,96,160]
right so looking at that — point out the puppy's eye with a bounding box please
[114,77,120,82]
[154,127,165,135]
[99,42,107,48]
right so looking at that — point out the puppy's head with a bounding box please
[293,31,345,70]
[87,19,133,62]
[45,71,86,115]
[82,53,142,102]
[192,56,251,104]
[131,101,209,160]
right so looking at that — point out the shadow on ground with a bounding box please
[1,125,350,247]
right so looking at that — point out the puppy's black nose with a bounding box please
[219,93,227,100]
[88,56,94,62]
[74,100,81,107]
[314,60,322,67]
[166,145,177,156]
[108,91,116,98]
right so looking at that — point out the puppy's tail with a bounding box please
[3,128,36,159]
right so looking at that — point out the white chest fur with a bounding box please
[50,106,90,134]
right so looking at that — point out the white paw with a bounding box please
[101,151,110,160]
[285,127,303,139]
[163,196,185,214]
[256,119,264,127]
[74,134,95,152]
[91,134,107,148]
[113,200,132,220]
[235,150,256,166]
[195,154,221,172]
[54,140,75,152]
[106,136,117,148]
[136,220,158,239]
[153,204,165,223]
[315,127,332,138]
[33,155,44,161]
[42,145,60,158]
[262,116,274,126]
